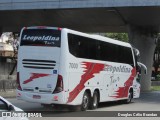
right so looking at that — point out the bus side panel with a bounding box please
[67,57,84,105]
[66,60,136,105]
[100,62,136,102]
[67,60,106,105]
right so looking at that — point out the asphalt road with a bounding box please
[6,91,160,119]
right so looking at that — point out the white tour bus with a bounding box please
[16,26,146,111]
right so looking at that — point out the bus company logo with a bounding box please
[104,65,131,73]
[22,35,60,41]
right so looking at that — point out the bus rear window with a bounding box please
[20,29,61,47]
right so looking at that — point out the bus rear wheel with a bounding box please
[81,92,90,111]
[89,91,99,110]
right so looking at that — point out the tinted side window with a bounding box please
[124,47,134,65]
[68,34,78,56]
[99,41,119,62]
[68,33,134,65]
[68,34,98,59]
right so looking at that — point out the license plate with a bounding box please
[33,95,41,99]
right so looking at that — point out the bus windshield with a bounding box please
[20,29,61,47]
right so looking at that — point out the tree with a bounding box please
[105,33,129,42]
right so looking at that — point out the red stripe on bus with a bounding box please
[67,62,105,103]
[23,73,50,84]
[111,67,136,98]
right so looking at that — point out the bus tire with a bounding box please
[124,90,133,104]
[89,91,99,110]
[81,92,90,111]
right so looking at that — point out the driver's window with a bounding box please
[0,99,8,111]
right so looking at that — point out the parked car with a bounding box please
[0,96,29,120]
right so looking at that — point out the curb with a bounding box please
[0,90,16,98]
[2,96,16,99]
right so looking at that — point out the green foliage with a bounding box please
[156,74,160,81]
[105,33,129,42]
[151,86,160,91]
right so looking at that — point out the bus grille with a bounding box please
[22,59,56,69]
[23,88,52,93]
[23,88,34,92]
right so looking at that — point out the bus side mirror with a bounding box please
[137,62,147,74]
